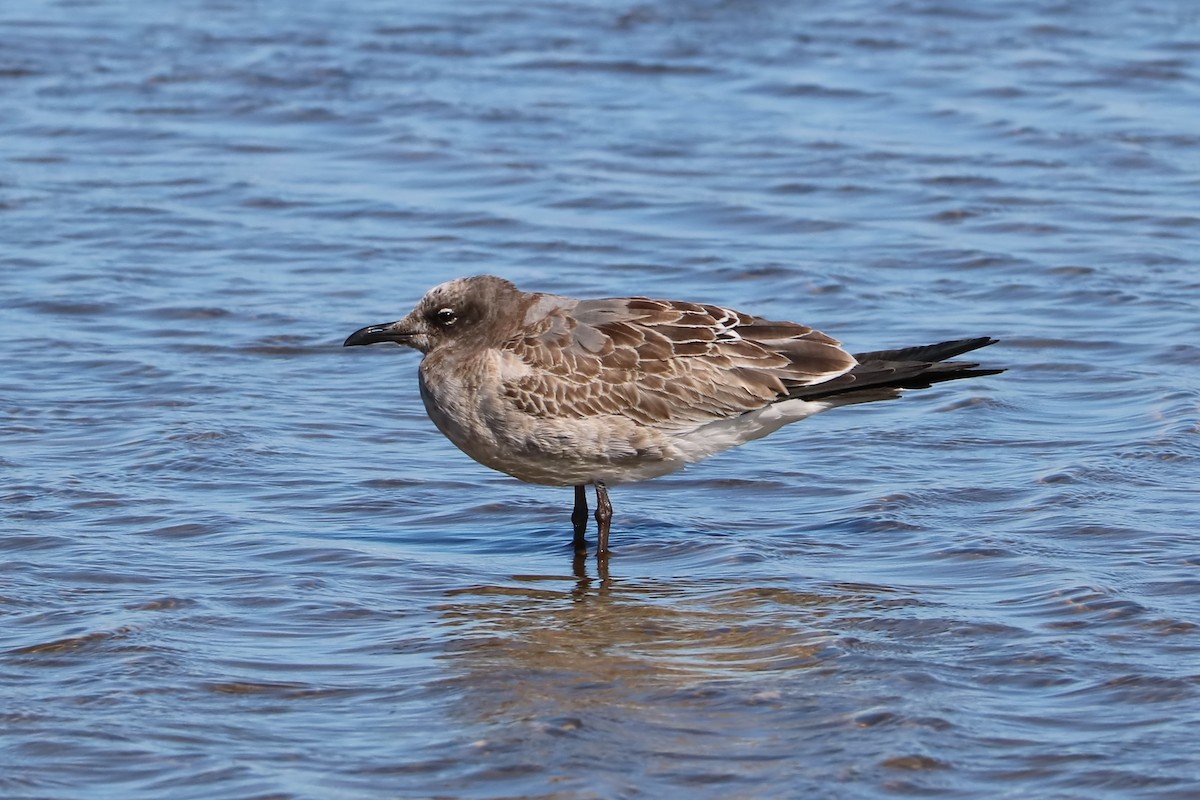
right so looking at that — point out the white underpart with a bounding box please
[591,398,835,485]
[670,397,833,465]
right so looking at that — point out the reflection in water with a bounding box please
[572,548,609,596]
[428,552,879,793]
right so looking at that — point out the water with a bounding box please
[3,0,1199,797]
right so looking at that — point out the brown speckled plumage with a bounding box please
[344,275,1001,558]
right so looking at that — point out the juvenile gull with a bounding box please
[344,275,1000,557]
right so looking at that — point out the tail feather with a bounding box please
[791,337,1001,403]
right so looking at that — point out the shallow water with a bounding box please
[3,0,1199,797]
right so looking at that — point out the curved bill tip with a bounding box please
[343,322,406,347]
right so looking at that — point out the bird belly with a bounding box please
[416,360,829,488]
[672,398,832,461]
[418,366,687,486]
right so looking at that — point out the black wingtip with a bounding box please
[792,336,1002,402]
[852,336,998,364]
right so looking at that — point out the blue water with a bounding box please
[3,1,1199,797]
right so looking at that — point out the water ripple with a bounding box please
[3,0,1200,797]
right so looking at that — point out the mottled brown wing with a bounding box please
[499,296,856,427]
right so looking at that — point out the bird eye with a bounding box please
[433,307,457,326]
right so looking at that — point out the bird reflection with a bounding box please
[431,554,842,786]
[570,546,611,596]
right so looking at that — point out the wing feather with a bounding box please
[499,296,855,429]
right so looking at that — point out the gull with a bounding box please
[344,275,1000,557]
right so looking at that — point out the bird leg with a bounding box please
[571,485,588,550]
[594,481,613,556]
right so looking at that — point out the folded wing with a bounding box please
[499,296,856,428]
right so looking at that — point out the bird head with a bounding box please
[343,275,523,355]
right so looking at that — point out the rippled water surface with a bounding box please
[4,1,1200,797]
